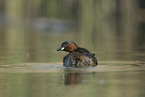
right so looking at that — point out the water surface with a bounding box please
[0,61,145,97]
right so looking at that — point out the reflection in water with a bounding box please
[63,69,81,85]
[0,70,145,97]
[62,68,92,85]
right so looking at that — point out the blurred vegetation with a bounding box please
[0,0,145,64]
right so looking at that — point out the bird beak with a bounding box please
[56,47,64,51]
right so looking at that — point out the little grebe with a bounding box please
[57,41,98,67]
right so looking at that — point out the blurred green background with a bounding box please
[0,0,145,65]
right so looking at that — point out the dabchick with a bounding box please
[57,41,98,68]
